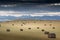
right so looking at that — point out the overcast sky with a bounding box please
[0,3,60,21]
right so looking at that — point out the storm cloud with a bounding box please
[0,3,60,21]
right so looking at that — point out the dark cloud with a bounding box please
[0,4,60,13]
[0,0,60,4]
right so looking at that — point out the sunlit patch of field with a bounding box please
[0,20,60,40]
[0,33,59,40]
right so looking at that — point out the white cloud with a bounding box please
[0,4,16,7]
[31,12,60,16]
[0,11,60,17]
[50,3,60,6]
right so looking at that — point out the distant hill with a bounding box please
[0,16,60,21]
